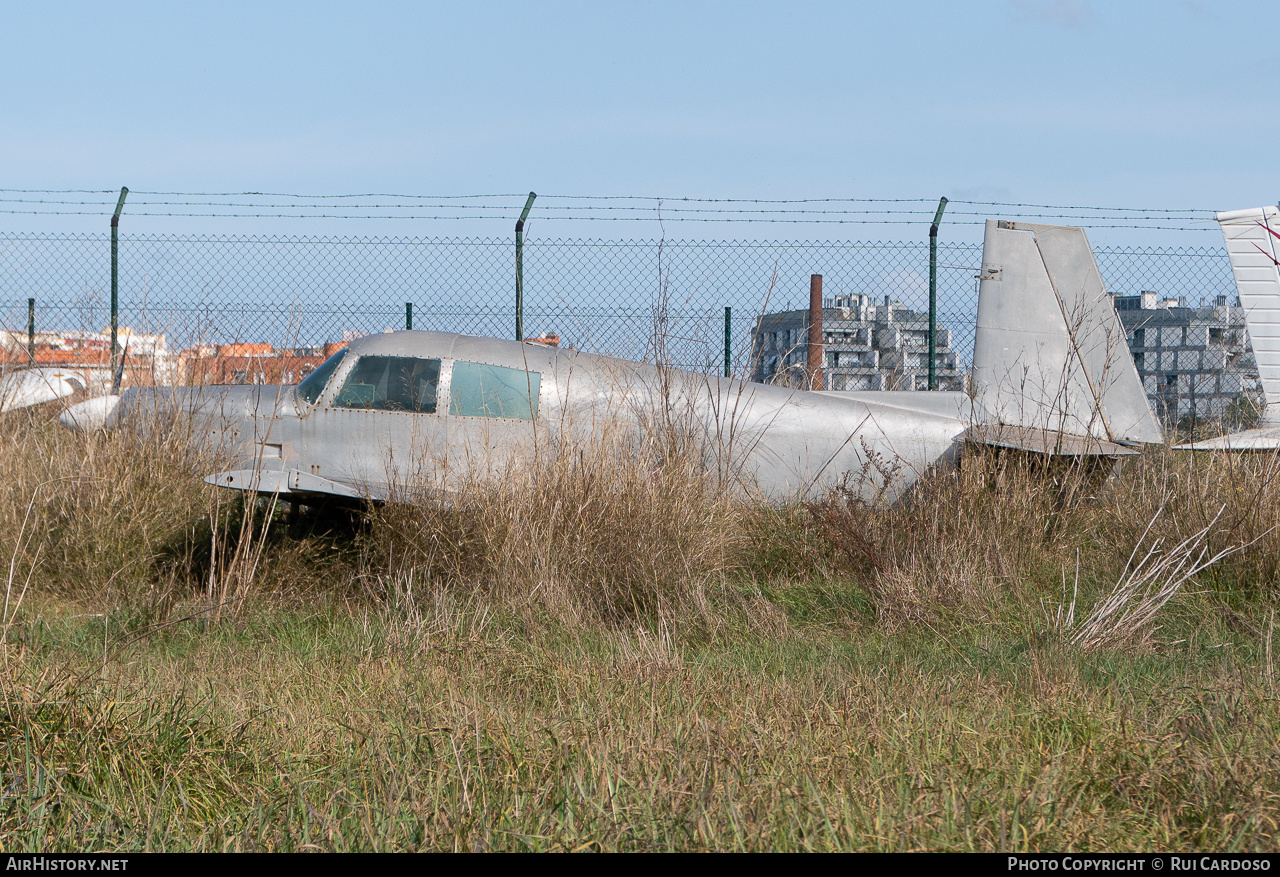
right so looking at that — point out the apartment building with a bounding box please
[1114,292,1259,425]
[751,294,964,391]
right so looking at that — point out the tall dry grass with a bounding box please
[1099,447,1280,595]
[1,391,1276,651]
[0,397,1269,640]
[0,408,213,615]
[364,419,748,631]
[804,444,1280,641]
[803,448,1091,631]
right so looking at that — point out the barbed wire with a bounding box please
[0,197,1215,221]
[0,188,1222,208]
[0,210,1221,231]
[0,188,1234,232]
[0,188,1227,212]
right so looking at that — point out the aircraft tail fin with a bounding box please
[1215,206,1280,426]
[972,219,1163,446]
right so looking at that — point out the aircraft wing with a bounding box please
[204,468,382,503]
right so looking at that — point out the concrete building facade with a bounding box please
[751,293,964,391]
[1114,292,1260,426]
[750,289,1262,428]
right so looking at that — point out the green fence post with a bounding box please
[27,298,35,366]
[110,187,129,376]
[515,192,537,341]
[724,306,732,377]
[928,196,948,390]
[405,302,413,331]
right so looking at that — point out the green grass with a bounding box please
[2,594,1278,851]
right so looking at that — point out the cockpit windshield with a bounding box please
[297,346,348,405]
[332,356,441,413]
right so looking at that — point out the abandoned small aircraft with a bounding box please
[56,219,1164,504]
[0,366,88,414]
[1172,205,1280,451]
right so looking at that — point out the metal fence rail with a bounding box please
[0,231,1239,380]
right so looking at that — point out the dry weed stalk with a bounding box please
[1063,503,1245,652]
[205,488,280,625]
[607,622,683,676]
[1265,608,1276,694]
[1,485,46,674]
[376,569,501,656]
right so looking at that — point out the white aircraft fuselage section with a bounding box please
[0,367,88,413]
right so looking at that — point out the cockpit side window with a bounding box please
[332,356,441,413]
[297,346,348,405]
[448,361,541,420]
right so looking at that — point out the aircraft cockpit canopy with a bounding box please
[334,356,441,413]
[297,346,348,405]
[296,345,541,421]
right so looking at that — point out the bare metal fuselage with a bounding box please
[106,331,971,504]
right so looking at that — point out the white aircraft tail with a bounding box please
[1214,207,1280,426]
[1171,206,1280,450]
[972,219,1163,446]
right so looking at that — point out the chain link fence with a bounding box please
[0,232,1242,409]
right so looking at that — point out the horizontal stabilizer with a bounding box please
[1173,425,1280,451]
[964,424,1141,456]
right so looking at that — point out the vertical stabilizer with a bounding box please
[973,220,1163,445]
[1215,206,1280,425]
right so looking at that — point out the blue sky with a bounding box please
[3,1,1277,245]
